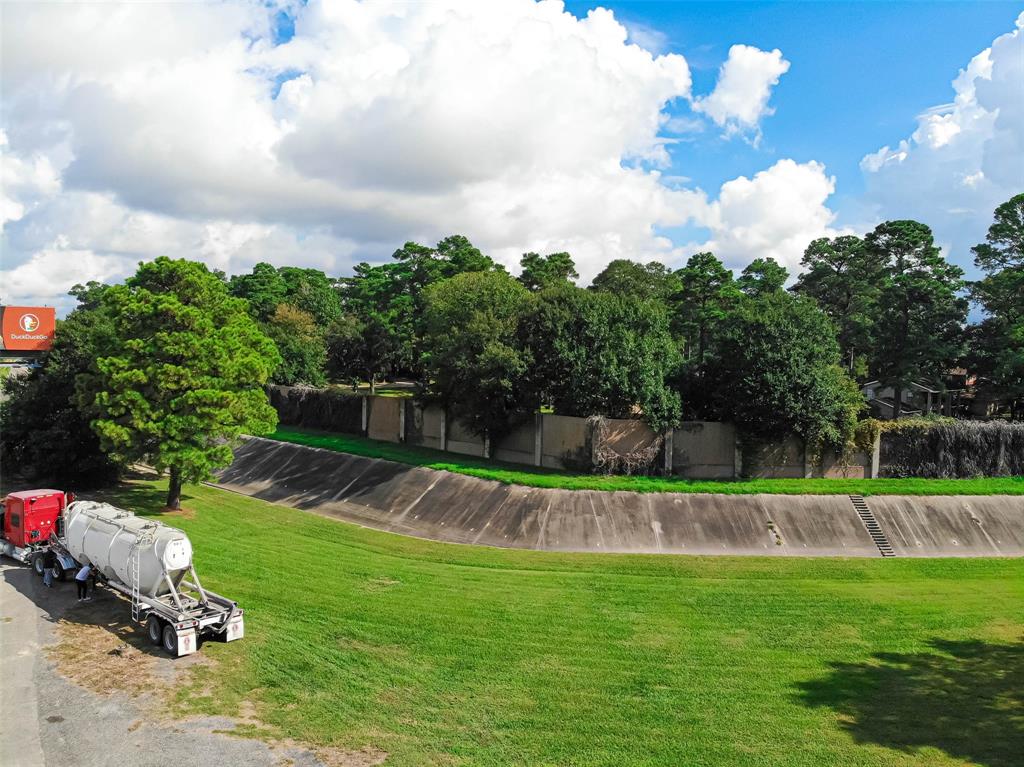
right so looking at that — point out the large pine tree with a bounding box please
[867,221,967,418]
[83,257,280,508]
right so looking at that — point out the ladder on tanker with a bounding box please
[129,529,156,623]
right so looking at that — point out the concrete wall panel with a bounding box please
[672,422,736,478]
[602,419,659,454]
[493,420,536,465]
[746,436,805,478]
[407,404,444,450]
[541,414,589,470]
[367,397,402,443]
[821,450,870,479]
[447,417,485,457]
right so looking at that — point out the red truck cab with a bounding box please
[1,489,66,548]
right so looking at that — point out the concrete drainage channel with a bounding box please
[849,495,896,557]
[214,437,1024,558]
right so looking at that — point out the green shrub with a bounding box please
[880,420,1024,478]
[268,385,363,433]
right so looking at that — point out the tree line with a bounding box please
[232,195,1022,433]
[1,196,1020,505]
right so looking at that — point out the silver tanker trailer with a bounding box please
[57,500,244,656]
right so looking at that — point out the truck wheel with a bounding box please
[146,614,163,646]
[162,624,178,656]
[32,555,45,576]
[52,565,67,582]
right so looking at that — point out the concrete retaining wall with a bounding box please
[407,403,444,451]
[446,417,485,457]
[672,422,735,479]
[366,397,402,443]
[268,387,880,479]
[493,420,535,466]
[215,438,1024,558]
[541,414,590,470]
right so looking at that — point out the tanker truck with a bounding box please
[56,500,244,656]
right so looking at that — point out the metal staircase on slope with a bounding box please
[849,495,895,557]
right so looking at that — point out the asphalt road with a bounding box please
[0,561,325,767]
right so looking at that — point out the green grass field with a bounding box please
[271,426,1024,496]
[98,477,1023,766]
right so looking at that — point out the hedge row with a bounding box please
[880,420,1024,478]
[268,385,363,433]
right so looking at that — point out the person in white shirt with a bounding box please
[75,564,92,601]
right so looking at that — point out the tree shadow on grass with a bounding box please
[84,470,195,518]
[796,639,1024,767]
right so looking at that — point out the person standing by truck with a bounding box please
[75,563,92,601]
[42,549,57,588]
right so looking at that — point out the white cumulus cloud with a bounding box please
[860,12,1024,264]
[692,44,790,141]
[699,159,849,274]
[1,0,710,304]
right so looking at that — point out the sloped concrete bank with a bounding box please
[214,438,1024,557]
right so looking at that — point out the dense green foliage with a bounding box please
[0,283,121,486]
[331,235,506,386]
[589,258,680,301]
[866,221,968,417]
[222,197,1023,441]
[518,251,578,291]
[421,271,531,440]
[264,304,327,387]
[227,261,288,321]
[793,235,886,377]
[272,426,1024,496]
[672,251,740,364]
[969,193,1024,419]
[81,257,280,507]
[880,418,1024,478]
[228,263,339,385]
[104,477,1024,766]
[7,199,1022,491]
[736,256,789,297]
[520,285,682,431]
[708,292,864,451]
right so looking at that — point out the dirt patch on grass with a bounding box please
[212,702,388,767]
[157,506,197,520]
[314,745,388,767]
[44,594,208,698]
[45,591,389,766]
[361,575,401,592]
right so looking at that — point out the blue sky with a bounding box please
[565,1,1023,253]
[572,1,1018,192]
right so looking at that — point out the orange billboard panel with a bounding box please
[1,306,56,351]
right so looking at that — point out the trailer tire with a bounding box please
[146,614,163,646]
[162,624,178,656]
[32,555,45,576]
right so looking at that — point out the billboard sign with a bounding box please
[1,306,56,352]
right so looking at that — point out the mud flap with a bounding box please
[176,627,198,656]
[224,614,244,642]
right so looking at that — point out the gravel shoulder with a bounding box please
[0,562,328,767]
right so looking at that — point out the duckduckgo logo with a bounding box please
[1,306,55,352]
